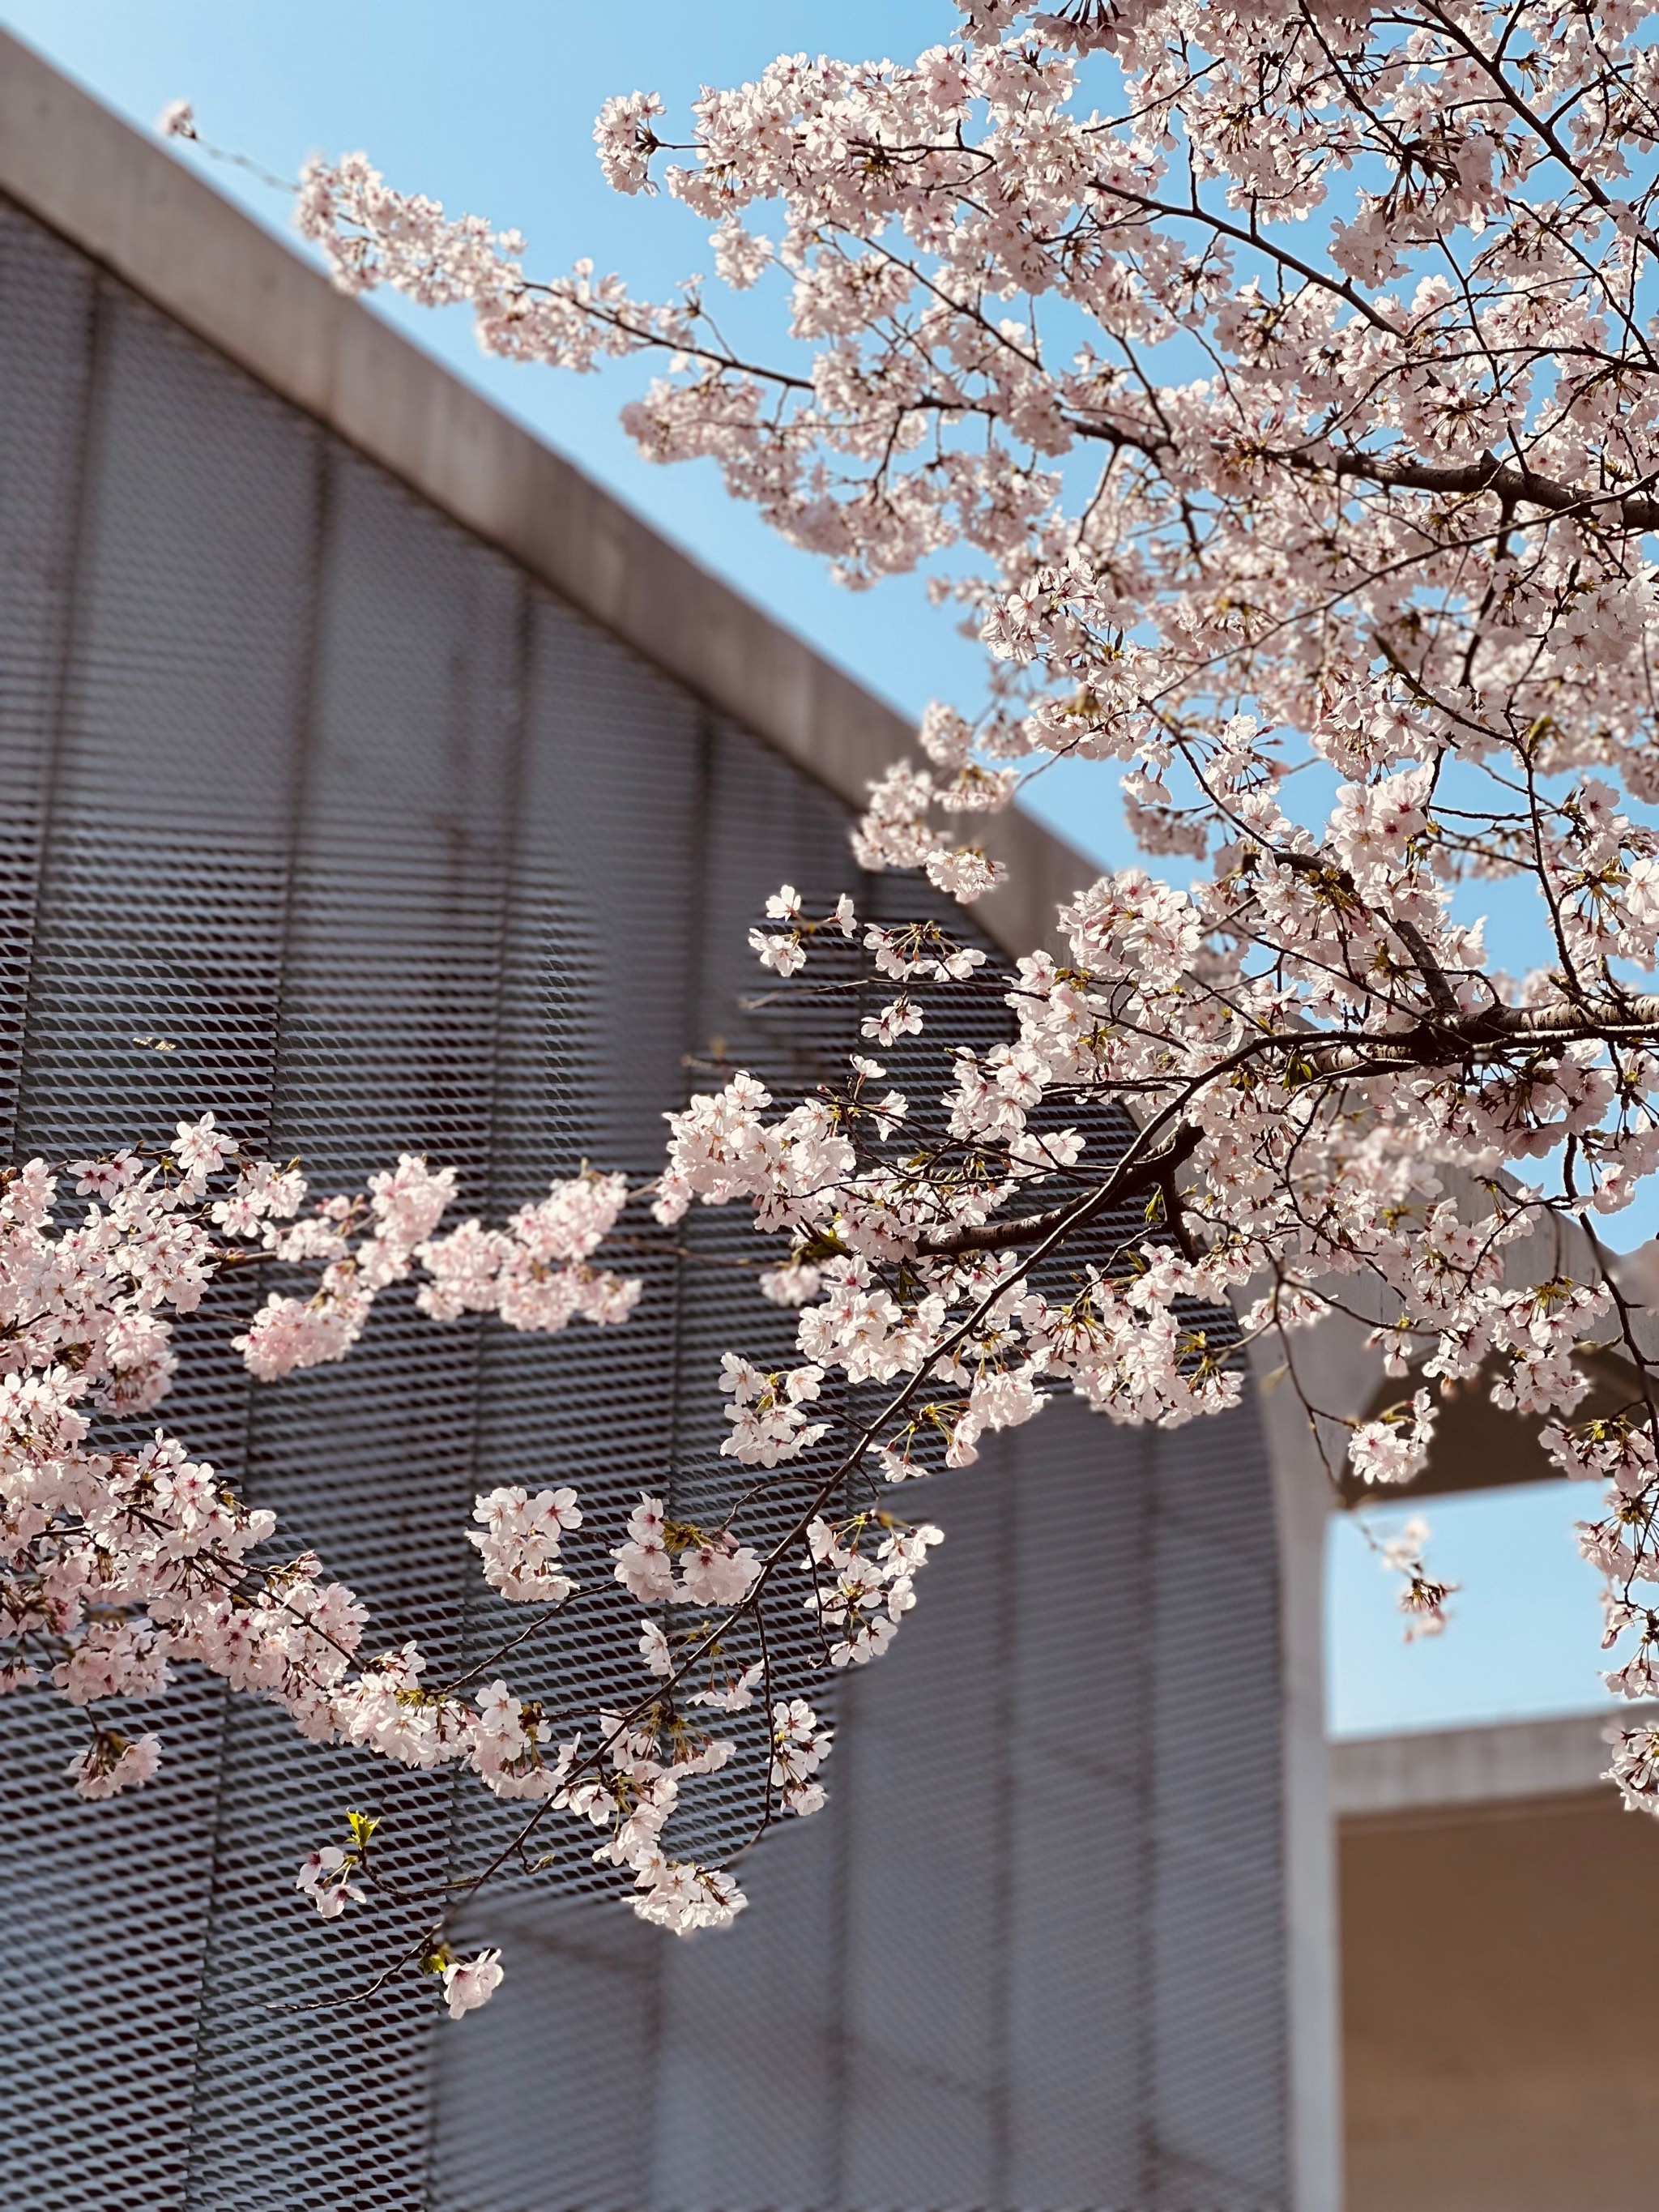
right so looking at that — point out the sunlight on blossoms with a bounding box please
[26,0,1659,2045]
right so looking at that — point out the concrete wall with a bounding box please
[1337,1715,1659,2212]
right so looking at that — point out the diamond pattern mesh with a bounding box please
[0,189,1290,2210]
[435,1399,1288,2212]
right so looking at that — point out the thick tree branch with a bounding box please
[1277,444,1659,532]
[919,1125,1204,1257]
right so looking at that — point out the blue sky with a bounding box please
[1,2,1628,1740]
[1324,1482,1609,1736]
[0,6,1047,829]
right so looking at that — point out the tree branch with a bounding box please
[1277,443,1659,533]
[919,1125,1203,1257]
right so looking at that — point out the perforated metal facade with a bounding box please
[0,185,1290,2210]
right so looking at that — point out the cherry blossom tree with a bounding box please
[23,0,1659,2014]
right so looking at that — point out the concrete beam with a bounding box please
[1331,1708,1656,1818]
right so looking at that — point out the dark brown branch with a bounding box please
[1294,995,1659,1077]
[1277,444,1659,533]
[915,989,1659,1261]
[1051,420,1659,539]
[1389,913,1463,1023]
[919,1125,1203,1257]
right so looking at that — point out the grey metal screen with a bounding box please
[0,190,1289,2210]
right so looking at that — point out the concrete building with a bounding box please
[1336,1710,1659,2212]
[0,36,1317,2210]
[0,30,1645,2212]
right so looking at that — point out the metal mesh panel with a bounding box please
[0,225,326,2212]
[183,447,529,2209]
[433,1399,1288,2212]
[0,181,1291,2212]
[0,202,92,1155]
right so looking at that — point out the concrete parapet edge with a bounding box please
[1332,1708,1657,1818]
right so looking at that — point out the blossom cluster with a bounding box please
[0,1127,633,1752]
[8,1112,982,2018]
[145,0,1659,1962]
[806,1512,945,1669]
[1,1125,791,2009]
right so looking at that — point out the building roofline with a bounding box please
[1330,1708,1654,1818]
[0,28,1093,960]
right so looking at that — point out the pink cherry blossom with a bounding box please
[117,0,1659,1997]
[441,1949,504,2020]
